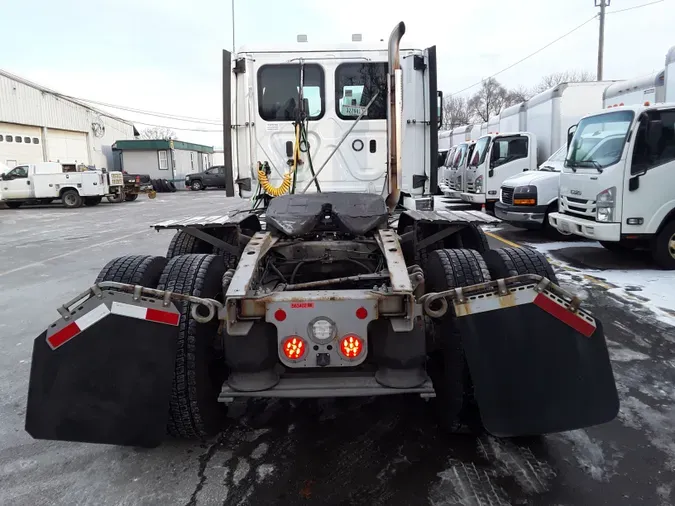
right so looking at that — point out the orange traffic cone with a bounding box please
[480,203,486,213]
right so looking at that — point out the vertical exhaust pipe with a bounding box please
[385,21,405,213]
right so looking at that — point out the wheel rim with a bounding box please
[64,194,77,206]
[193,182,202,190]
[669,233,675,260]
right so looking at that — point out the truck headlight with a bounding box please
[474,175,484,193]
[513,185,537,205]
[596,186,616,222]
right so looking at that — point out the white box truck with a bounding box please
[603,70,665,108]
[549,102,675,268]
[0,162,123,209]
[445,140,476,199]
[493,82,614,226]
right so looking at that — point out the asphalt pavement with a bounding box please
[1,192,673,506]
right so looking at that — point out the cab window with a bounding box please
[258,64,324,121]
[335,62,387,120]
[490,136,529,168]
[632,109,675,173]
[8,166,28,178]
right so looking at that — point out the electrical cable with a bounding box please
[448,14,598,97]
[607,0,665,15]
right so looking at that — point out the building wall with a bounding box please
[0,73,135,169]
[120,150,163,178]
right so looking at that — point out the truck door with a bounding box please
[1,165,32,199]
[485,135,532,201]
[623,108,675,234]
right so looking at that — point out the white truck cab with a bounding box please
[549,103,675,268]
[461,132,538,205]
[0,162,121,209]
[446,140,476,199]
[229,39,441,209]
[494,145,566,229]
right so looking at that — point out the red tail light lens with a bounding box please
[282,336,306,360]
[340,334,363,359]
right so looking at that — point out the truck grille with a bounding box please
[466,181,475,192]
[501,187,514,205]
[560,195,596,220]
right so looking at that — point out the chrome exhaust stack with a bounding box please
[385,21,405,213]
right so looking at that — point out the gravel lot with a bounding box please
[1,192,673,506]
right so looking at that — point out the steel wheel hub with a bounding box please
[669,234,675,260]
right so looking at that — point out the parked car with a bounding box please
[184,165,229,190]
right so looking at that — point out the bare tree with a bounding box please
[530,70,596,95]
[140,127,177,140]
[441,95,471,130]
[467,78,521,122]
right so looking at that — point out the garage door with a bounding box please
[0,122,43,167]
[47,129,89,166]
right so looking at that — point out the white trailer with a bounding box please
[470,124,482,140]
[0,162,122,208]
[665,45,675,105]
[451,125,472,146]
[487,116,499,133]
[603,70,666,108]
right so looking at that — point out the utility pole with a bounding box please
[231,0,236,52]
[595,0,609,81]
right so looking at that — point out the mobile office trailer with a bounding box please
[603,70,666,108]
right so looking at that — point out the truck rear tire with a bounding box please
[107,191,125,203]
[157,254,228,439]
[5,201,22,209]
[166,230,214,258]
[61,189,83,209]
[459,224,490,253]
[651,221,675,270]
[124,194,139,202]
[425,249,490,433]
[84,196,102,206]
[95,255,167,287]
[482,247,558,284]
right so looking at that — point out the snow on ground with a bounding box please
[526,241,675,328]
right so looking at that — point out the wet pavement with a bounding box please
[1,192,673,505]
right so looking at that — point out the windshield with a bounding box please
[452,144,468,168]
[469,137,490,167]
[567,111,634,169]
[538,145,567,171]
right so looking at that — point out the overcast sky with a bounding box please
[1,0,673,147]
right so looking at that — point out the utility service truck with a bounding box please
[0,162,124,208]
[25,22,618,449]
[549,102,675,269]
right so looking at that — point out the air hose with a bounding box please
[258,124,301,196]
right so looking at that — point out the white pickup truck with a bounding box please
[0,162,124,209]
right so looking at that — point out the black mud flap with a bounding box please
[26,293,180,447]
[455,290,619,437]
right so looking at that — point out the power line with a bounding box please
[449,14,598,97]
[606,0,665,15]
[59,94,223,124]
[133,120,223,132]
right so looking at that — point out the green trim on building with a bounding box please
[112,139,214,153]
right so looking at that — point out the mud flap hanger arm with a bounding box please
[419,274,582,319]
[57,282,223,324]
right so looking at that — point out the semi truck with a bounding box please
[24,22,618,448]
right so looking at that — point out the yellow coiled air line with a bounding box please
[258,124,300,196]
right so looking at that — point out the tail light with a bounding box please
[281,336,306,360]
[339,334,363,359]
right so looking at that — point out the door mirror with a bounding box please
[567,124,577,150]
[628,176,640,191]
[437,91,443,129]
[488,169,494,177]
[646,119,663,153]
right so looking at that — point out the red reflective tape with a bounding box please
[47,321,80,349]
[533,294,596,338]
[146,308,180,326]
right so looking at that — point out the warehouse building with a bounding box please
[112,139,213,188]
[0,69,138,170]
